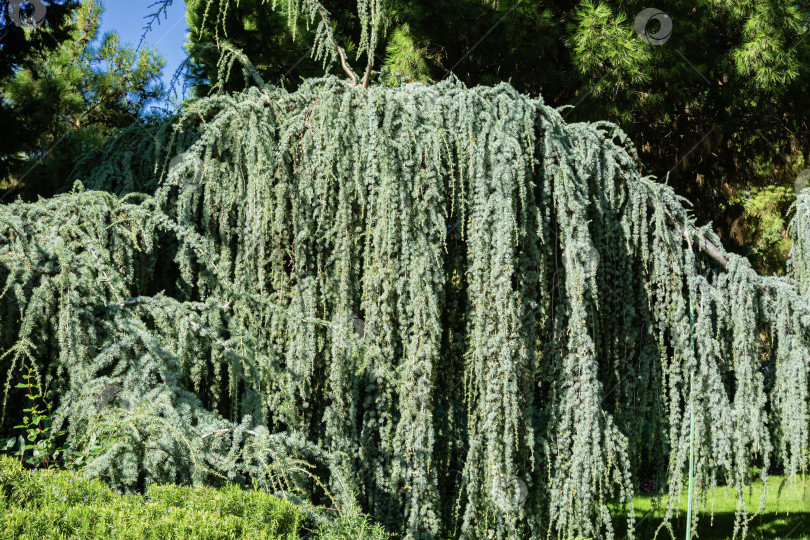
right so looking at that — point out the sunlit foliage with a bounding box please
[0,76,808,540]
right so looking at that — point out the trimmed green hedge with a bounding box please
[0,456,388,539]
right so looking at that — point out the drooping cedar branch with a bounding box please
[1,78,808,540]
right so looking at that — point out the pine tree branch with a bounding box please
[338,45,360,86]
[677,220,729,269]
[311,2,360,85]
[138,0,174,51]
[644,197,779,299]
[639,188,729,268]
[361,1,377,88]
[201,428,258,439]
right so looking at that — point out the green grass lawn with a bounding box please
[613,476,809,539]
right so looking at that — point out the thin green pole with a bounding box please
[685,297,696,540]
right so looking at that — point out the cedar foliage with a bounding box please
[791,189,810,297]
[178,0,810,275]
[1,74,808,539]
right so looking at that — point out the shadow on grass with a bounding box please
[612,511,809,540]
[609,476,810,539]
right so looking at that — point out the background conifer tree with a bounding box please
[0,0,165,200]
[0,0,80,181]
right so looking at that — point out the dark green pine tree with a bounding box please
[0,0,165,200]
[0,0,80,182]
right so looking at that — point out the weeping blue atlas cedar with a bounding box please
[0,76,808,540]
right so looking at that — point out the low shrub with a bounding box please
[0,456,388,539]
